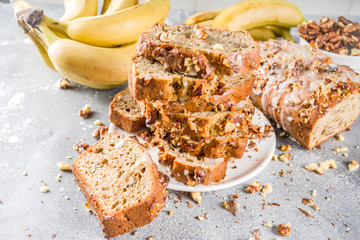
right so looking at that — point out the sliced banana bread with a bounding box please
[152,138,227,186]
[251,40,360,150]
[72,133,169,238]
[109,88,146,133]
[159,98,254,138]
[137,23,260,79]
[155,127,248,159]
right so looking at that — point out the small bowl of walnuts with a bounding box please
[298,16,360,73]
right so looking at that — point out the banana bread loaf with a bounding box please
[137,23,260,79]
[251,40,360,150]
[72,133,169,238]
[152,138,227,186]
[109,88,146,133]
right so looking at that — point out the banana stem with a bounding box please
[43,15,69,35]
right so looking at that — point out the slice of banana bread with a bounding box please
[251,39,360,149]
[109,88,146,133]
[159,98,254,138]
[137,23,260,79]
[152,138,227,186]
[72,133,169,238]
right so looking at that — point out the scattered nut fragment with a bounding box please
[195,216,204,221]
[93,119,102,126]
[58,78,71,89]
[334,146,348,153]
[92,126,109,138]
[279,131,288,137]
[23,171,28,176]
[55,173,61,182]
[277,223,291,237]
[83,202,92,212]
[262,183,273,195]
[279,153,291,162]
[337,134,345,141]
[319,159,337,171]
[311,205,320,211]
[348,160,359,171]
[40,186,49,193]
[168,210,173,215]
[311,190,317,196]
[264,221,273,228]
[272,154,278,161]
[57,162,71,171]
[147,236,155,240]
[305,159,336,175]
[223,199,239,216]
[305,163,323,174]
[246,182,262,193]
[79,104,91,118]
[213,43,224,51]
[191,192,202,204]
[280,145,291,152]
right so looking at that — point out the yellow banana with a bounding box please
[101,0,111,14]
[103,0,138,15]
[212,0,306,30]
[45,0,170,47]
[17,8,136,89]
[265,25,294,42]
[60,0,98,21]
[196,19,213,27]
[184,9,222,25]
[248,27,276,41]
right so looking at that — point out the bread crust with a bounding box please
[137,23,260,79]
[72,133,168,238]
[109,89,146,133]
[251,40,360,149]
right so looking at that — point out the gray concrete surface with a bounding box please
[1,3,360,240]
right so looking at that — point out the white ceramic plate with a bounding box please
[108,109,275,192]
[299,38,360,73]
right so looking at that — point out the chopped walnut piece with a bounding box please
[213,43,224,51]
[348,160,359,171]
[79,104,91,118]
[193,25,208,39]
[58,78,71,89]
[277,223,291,236]
[334,146,348,153]
[262,183,273,194]
[186,201,193,208]
[279,153,291,162]
[73,143,90,154]
[93,119,102,126]
[272,154,278,161]
[280,145,292,152]
[191,192,202,204]
[264,221,273,228]
[91,126,109,138]
[56,162,71,171]
[223,199,239,216]
[195,216,204,221]
[245,182,262,193]
[319,159,337,170]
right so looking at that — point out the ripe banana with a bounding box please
[60,0,98,21]
[265,25,294,42]
[248,27,276,41]
[184,9,222,25]
[45,0,170,47]
[101,0,111,14]
[103,0,138,15]
[212,0,306,31]
[196,20,213,27]
[17,8,136,89]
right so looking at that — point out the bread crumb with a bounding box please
[337,134,345,141]
[260,193,267,197]
[79,104,91,118]
[55,173,61,182]
[195,216,204,221]
[186,201,193,208]
[264,221,273,228]
[83,202,91,212]
[191,192,202,204]
[280,144,291,151]
[40,186,49,193]
[334,146,348,153]
[65,196,70,200]
[93,119,102,126]
[311,205,320,211]
[262,183,273,194]
[168,210,173,215]
[57,162,71,171]
[58,78,71,89]
[343,153,348,157]
[272,154,278,161]
[147,236,155,240]
[246,182,262,193]
[305,159,336,175]
[311,190,317,196]
[73,207,77,211]
[348,160,359,171]
[66,156,72,159]
[23,171,28,176]
[279,153,291,162]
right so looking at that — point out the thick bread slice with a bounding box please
[109,88,146,133]
[159,98,254,138]
[152,138,227,186]
[137,23,260,79]
[251,40,360,150]
[155,127,249,159]
[72,133,169,238]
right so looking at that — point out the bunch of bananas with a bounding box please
[185,0,306,42]
[14,0,170,89]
